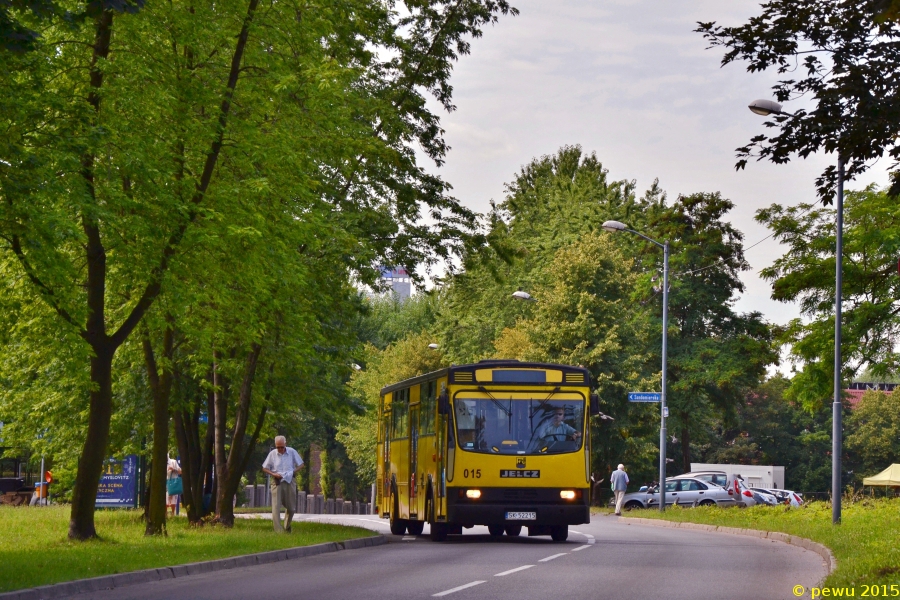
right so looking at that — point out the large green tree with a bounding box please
[644,193,777,472]
[756,186,900,409]
[0,0,515,539]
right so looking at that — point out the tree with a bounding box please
[697,0,900,202]
[646,193,777,472]
[337,330,448,486]
[846,390,900,483]
[756,186,900,409]
[436,145,662,364]
[0,0,516,539]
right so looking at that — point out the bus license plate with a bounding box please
[505,511,536,520]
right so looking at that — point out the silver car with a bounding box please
[751,487,803,507]
[608,485,657,510]
[645,477,739,508]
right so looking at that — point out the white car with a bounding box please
[751,487,803,507]
[731,476,778,506]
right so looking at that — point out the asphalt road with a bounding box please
[60,514,827,600]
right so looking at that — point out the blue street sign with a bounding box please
[628,392,661,403]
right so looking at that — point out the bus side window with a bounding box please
[420,381,436,435]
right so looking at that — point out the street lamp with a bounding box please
[748,99,844,524]
[511,290,535,302]
[602,220,670,512]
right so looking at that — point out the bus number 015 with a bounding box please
[463,469,481,479]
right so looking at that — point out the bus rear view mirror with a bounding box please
[590,393,600,416]
[438,392,450,415]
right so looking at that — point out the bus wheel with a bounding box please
[487,524,504,537]
[550,525,568,542]
[428,501,448,542]
[389,497,407,535]
[504,525,522,537]
[407,520,425,535]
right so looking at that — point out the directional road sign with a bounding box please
[628,392,661,403]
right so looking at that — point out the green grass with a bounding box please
[0,506,374,592]
[632,498,900,589]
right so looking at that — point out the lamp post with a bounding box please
[602,220,669,512]
[748,99,843,524]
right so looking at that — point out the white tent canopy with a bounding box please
[862,464,900,486]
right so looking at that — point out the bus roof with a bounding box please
[379,360,592,396]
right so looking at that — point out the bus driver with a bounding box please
[537,407,581,444]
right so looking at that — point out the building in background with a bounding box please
[379,267,412,301]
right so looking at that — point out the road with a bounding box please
[60,514,826,600]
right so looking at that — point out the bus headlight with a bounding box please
[466,489,482,499]
[560,490,576,500]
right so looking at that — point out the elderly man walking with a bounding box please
[611,463,629,516]
[262,436,304,532]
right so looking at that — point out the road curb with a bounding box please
[0,535,386,600]
[619,516,837,575]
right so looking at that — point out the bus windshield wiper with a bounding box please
[529,387,562,418]
[478,386,511,416]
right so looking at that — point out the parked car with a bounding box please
[645,477,739,508]
[608,485,657,510]
[751,487,803,507]
[674,471,729,488]
[730,476,778,506]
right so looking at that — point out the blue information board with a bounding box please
[95,454,138,508]
[628,392,661,403]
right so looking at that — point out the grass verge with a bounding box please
[0,505,374,592]
[630,498,900,589]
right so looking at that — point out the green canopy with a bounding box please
[862,464,900,486]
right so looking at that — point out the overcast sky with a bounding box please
[426,0,887,328]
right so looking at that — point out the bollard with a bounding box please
[298,491,307,514]
[344,501,352,514]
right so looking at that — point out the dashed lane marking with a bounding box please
[402,536,416,541]
[432,581,487,597]
[570,529,596,544]
[494,565,535,576]
[538,553,568,562]
[571,545,592,552]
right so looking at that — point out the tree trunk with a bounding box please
[68,345,114,540]
[215,344,263,526]
[173,383,216,524]
[143,328,174,536]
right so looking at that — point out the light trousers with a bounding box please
[270,479,297,532]
[614,490,626,514]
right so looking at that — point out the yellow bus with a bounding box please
[376,359,597,542]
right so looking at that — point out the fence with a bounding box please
[243,485,372,515]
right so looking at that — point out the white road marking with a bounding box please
[570,529,596,544]
[432,581,487,597]
[571,545,592,552]
[494,565,535,576]
[538,553,568,562]
[402,536,416,541]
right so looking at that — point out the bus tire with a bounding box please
[504,525,522,537]
[487,524,504,537]
[407,520,425,535]
[550,525,568,542]
[428,500,448,542]
[389,494,407,535]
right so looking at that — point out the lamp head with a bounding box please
[601,220,626,233]
[748,99,784,116]
[427,343,439,350]
[511,290,534,302]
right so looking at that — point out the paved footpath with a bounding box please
[54,513,827,600]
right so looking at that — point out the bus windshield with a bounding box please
[453,395,585,455]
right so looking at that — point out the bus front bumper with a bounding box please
[447,488,590,526]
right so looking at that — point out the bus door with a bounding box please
[382,410,391,517]
[409,404,419,518]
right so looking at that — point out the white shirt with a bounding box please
[262,447,303,484]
